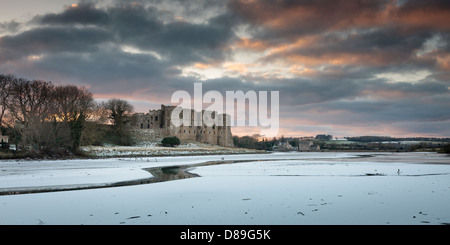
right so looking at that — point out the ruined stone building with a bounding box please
[132,105,234,147]
[298,141,313,151]
[298,140,320,151]
[274,141,295,151]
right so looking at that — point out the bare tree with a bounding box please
[104,98,134,145]
[8,78,55,125]
[88,102,109,124]
[2,74,140,154]
[1,74,106,155]
[54,85,94,151]
[0,74,13,128]
[7,77,69,153]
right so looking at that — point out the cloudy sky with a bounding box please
[1,0,449,137]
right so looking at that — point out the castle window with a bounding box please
[155,116,158,121]
[147,124,150,129]
[140,123,143,129]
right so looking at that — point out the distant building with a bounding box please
[275,141,295,151]
[298,140,320,152]
[310,144,321,151]
[299,141,313,151]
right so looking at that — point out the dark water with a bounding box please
[0,156,396,196]
[145,166,200,183]
[0,159,253,196]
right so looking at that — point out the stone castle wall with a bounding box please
[132,105,234,147]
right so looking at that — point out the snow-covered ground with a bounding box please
[0,152,449,225]
[78,143,263,157]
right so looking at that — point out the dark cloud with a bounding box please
[228,0,393,42]
[27,1,237,66]
[37,2,109,25]
[0,26,112,62]
[0,20,21,34]
[0,0,238,93]
[109,9,237,65]
[33,48,167,90]
[395,0,450,31]
[261,27,434,68]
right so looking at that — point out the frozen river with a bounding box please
[1,152,449,225]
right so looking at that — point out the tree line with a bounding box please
[233,134,450,153]
[233,135,299,151]
[346,136,450,142]
[0,74,135,156]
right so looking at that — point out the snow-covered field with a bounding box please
[79,143,264,157]
[1,152,449,225]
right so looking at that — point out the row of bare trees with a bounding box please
[1,74,135,155]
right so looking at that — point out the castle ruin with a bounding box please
[132,105,234,147]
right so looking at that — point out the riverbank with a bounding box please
[0,142,266,160]
[78,142,266,158]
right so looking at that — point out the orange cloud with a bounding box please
[266,49,405,69]
[193,63,213,70]
[436,54,450,71]
[234,37,268,51]
[229,0,391,35]
[266,35,319,56]
[288,65,318,77]
[360,90,409,100]
[394,3,450,31]
[223,62,251,74]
